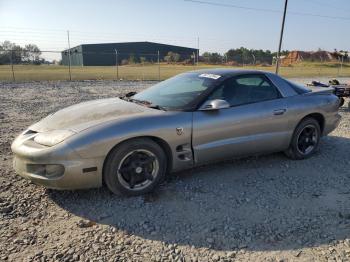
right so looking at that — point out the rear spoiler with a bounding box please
[303,86,335,96]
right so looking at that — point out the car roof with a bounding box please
[188,68,274,78]
[187,68,301,98]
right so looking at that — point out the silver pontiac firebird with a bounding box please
[12,69,341,196]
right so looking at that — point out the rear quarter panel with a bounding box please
[284,93,340,135]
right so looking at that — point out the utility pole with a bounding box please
[275,0,288,74]
[114,49,119,80]
[340,54,344,77]
[67,30,72,81]
[10,50,15,81]
[252,53,256,66]
[157,50,160,81]
[197,37,199,66]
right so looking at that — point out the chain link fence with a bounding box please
[1,49,349,82]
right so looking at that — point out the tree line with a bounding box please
[5,40,348,66]
[0,41,46,65]
[124,51,187,64]
[125,48,289,65]
[202,47,289,65]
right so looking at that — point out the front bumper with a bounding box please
[11,132,103,190]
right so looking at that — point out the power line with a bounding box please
[0,27,199,42]
[308,0,350,13]
[0,29,269,47]
[184,0,350,21]
[185,0,281,13]
[0,26,66,32]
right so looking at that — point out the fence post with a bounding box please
[157,50,160,81]
[340,55,344,77]
[193,52,196,68]
[197,37,199,66]
[10,50,15,81]
[67,30,72,81]
[115,49,119,80]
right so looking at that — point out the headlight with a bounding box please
[34,130,76,147]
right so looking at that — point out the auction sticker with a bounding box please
[199,73,221,80]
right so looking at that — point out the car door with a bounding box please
[192,74,291,164]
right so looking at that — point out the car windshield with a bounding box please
[131,72,220,110]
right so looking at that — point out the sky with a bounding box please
[0,0,349,61]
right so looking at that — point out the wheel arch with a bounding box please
[102,136,173,183]
[299,112,325,134]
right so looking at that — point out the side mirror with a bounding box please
[199,99,230,111]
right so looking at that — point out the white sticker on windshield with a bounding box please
[199,73,221,80]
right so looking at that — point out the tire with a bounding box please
[339,97,345,107]
[284,117,321,160]
[104,138,167,196]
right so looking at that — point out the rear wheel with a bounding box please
[104,138,167,196]
[285,117,321,160]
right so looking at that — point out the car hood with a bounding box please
[29,97,159,133]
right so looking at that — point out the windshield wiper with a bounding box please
[120,96,149,104]
[125,91,137,97]
[132,99,167,111]
[120,92,137,100]
[131,98,152,105]
[120,96,166,111]
[148,104,167,111]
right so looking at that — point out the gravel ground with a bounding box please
[0,79,350,262]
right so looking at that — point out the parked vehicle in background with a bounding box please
[12,69,341,196]
[307,79,350,108]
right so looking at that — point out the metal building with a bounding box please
[61,41,198,66]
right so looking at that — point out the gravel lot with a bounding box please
[1,79,350,262]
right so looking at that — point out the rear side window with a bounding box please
[236,76,270,87]
[285,80,311,94]
[208,74,281,106]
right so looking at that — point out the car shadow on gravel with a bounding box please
[48,135,350,252]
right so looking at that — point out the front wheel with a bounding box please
[104,138,167,196]
[285,118,321,160]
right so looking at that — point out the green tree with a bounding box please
[0,41,45,65]
[164,52,181,63]
[173,53,181,62]
[140,56,147,64]
[202,52,211,63]
[225,47,276,65]
[0,41,23,64]
[23,44,41,64]
[128,53,138,64]
[201,52,223,64]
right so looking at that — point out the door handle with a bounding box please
[273,109,286,115]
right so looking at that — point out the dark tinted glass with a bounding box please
[285,79,311,94]
[208,74,280,106]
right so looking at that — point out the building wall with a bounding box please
[61,42,198,66]
[61,45,83,66]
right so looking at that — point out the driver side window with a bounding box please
[208,74,280,106]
